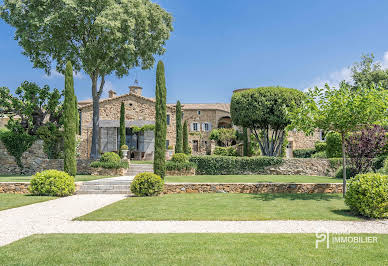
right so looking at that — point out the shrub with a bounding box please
[130,172,164,196]
[29,170,75,196]
[171,153,189,163]
[315,141,327,152]
[90,161,129,169]
[100,152,121,163]
[372,155,387,172]
[189,155,283,175]
[345,173,388,218]
[121,144,128,150]
[213,146,238,157]
[335,166,358,179]
[326,132,342,158]
[311,151,326,158]
[166,161,197,171]
[293,148,315,158]
[383,157,388,174]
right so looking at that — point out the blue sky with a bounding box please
[1,0,388,103]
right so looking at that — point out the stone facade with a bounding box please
[287,130,323,150]
[163,183,343,194]
[0,140,94,175]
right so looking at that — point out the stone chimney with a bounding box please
[129,80,142,96]
[108,90,117,98]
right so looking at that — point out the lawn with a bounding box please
[0,194,56,211]
[77,193,361,221]
[0,175,115,182]
[165,175,339,183]
[130,160,153,164]
[0,234,386,265]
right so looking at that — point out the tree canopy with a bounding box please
[231,86,304,156]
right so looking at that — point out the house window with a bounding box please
[167,114,170,125]
[204,123,209,132]
[197,110,201,115]
[193,122,199,131]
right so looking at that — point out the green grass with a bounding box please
[77,193,361,221]
[0,234,386,265]
[0,194,56,211]
[165,175,339,183]
[130,160,153,164]
[0,175,115,182]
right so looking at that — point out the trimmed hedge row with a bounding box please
[166,161,197,171]
[90,161,129,169]
[293,148,315,158]
[189,155,283,175]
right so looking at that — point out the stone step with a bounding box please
[77,190,132,195]
[78,185,130,191]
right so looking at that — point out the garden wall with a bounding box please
[0,140,93,175]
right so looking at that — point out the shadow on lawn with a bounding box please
[250,193,342,202]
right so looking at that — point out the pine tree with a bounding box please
[154,61,167,178]
[183,120,190,155]
[175,100,183,153]
[63,61,77,176]
[119,102,126,158]
[74,96,79,135]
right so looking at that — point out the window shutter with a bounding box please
[190,123,194,131]
[209,123,212,131]
[202,123,205,132]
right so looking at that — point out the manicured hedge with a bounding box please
[130,172,164,197]
[166,161,197,171]
[293,148,315,158]
[90,161,129,169]
[213,146,238,157]
[189,155,283,175]
[30,170,75,197]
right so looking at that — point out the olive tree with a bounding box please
[231,87,304,157]
[0,0,173,159]
[289,82,388,196]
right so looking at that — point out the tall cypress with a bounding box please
[154,60,167,178]
[119,102,126,158]
[183,120,190,155]
[243,127,249,156]
[74,95,79,135]
[175,100,183,153]
[64,61,77,176]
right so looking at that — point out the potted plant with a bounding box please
[121,144,129,159]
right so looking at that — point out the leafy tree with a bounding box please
[154,61,167,179]
[119,102,126,158]
[326,131,342,158]
[209,128,237,147]
[183,120,190,155]
[289,83,388,196]
[63,62,77,176]
[1,0,173,159]
[231,87,304,156]
[175,100,183,153]
[345,125,387,174]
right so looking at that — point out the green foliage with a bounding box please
[131,124,155,133]
[213,146,238,157]
[121,145,129,150]
[90,161,129,169]
[175,101,183,153]
[189,156,283,175]
[100,152,121,164]
[311,151,326,158]
[335,166,358,179]
[231,87,304,156]
[36,123,63,159]
[130,172,164,197]
[293,148,315,158]
[325,132,342,158]
[63,61,77,176]
[74,96,79,135]
[154,61,167,179]
[242,127,249,156]
[209,128,237,147]
[119,102,125,158]
[165,161,196,171]
[171,153,189,163]
[345,173,388,218]
[29,170,75,197]
[315,141,327,152]
[383,157,388,174]
[183,120,190,155]
[0,128,36,168]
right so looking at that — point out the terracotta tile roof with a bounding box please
[180,103,230,112]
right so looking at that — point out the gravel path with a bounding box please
[0,195,387,247]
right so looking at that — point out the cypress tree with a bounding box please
[183,120,190,155]
[119,102,126,158]
[154,61,167,178]
[64,61,77,176]
[74,96,79,135]
[175,100,183,153]
[243,127,249,156]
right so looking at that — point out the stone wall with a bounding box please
[0,140,94,175]
[288,130,322,150]
[166,168,196,176]
[0,182,30,194]
[163,183,343,194]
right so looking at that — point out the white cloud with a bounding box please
[44,69,84,79]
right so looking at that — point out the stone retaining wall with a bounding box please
[166,168,196,176]
[163,183,343,194]
[0,182,30,194]
[0,140,94,175]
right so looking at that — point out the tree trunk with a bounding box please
[90,76,100,159]
[342,132,347,197]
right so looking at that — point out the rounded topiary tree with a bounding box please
[175,100,183,154]
[154,61,167,179]
[345,173,388,218]
[231,87,304,157]
[130,172,164,196]
[30,170,75,196]
[63,61,77,176]
[100,152,121,163]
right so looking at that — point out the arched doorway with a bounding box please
[217,116,232,128]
